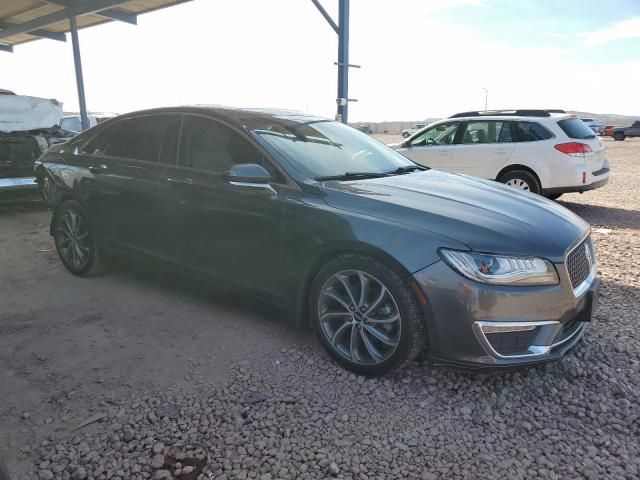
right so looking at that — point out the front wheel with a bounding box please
[311,254,426,376]
[498,170,541,195]
[53,199,103,276]
[614,132,625,141]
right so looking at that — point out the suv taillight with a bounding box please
[554,142,592,157]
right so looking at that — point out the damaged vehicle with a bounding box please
[0,92,74,203]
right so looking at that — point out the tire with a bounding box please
[52,199,104,276]
[498,170,541,195]
[310,254,426,376]
[614,132,625,141]
[402,132,410,138]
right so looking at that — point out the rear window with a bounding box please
[515,122,553,141]
[557,118,596,139]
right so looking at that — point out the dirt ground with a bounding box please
[0,138,638,479]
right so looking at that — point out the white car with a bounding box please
[391,110,610,199]
[401,123,427,138]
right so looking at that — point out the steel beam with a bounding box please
[45,1,137,25]
[336,0,349,123]
[97,8,137,24]
[0,43,13,52]
[0,0,132,40]
[70,17,89,131]
[310,0,338,34]
[0,21,66,42]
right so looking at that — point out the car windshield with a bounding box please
[251,119,418,180]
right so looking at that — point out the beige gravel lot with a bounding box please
[0,138,639,479]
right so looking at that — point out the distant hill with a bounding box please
[353,111,640,135]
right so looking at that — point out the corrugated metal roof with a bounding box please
[0,0,191,48]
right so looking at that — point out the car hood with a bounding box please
[320,170,589,262]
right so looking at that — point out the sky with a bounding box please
[1,0,639,121]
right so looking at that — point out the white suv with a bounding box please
[391,110,610,199]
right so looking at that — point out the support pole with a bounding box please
[69,16,89,131]
[336,0,349,124]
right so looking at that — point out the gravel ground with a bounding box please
[1,138,639,480]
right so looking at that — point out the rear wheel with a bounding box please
[498,170,541,195]
[402,132,410,138]
[53,199,103,276]
[311,254,425,376]
[614,132,625,141]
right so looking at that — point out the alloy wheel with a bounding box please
[505,178,531,191]
[318,270,401,365]
[56,209,91,270]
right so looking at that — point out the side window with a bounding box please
[515,121,553,141]
[81,116,172,161]
[410,122,459,147]
[179,116,286,183]
[461,121,511,144]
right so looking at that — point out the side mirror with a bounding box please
[223,163,272,184]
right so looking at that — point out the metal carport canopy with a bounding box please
[0,0,353,128]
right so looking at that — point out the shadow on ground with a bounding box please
[560,201,640,229]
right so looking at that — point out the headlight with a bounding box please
[439,249,559,286]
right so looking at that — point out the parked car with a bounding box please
[60,114,116,133]
[612,121,640,141]
[357,124,373,134]
[581,118,605,135]
[36,107,600,375]
[391,109,610,200]
[402,123,427,138]
[603,125,619,137]
[1,94,73,203]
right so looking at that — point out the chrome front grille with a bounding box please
[566,237,594,289]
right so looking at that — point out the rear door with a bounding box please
[397,121,460,171]
[450,120,515,178]
[77,115,177,249]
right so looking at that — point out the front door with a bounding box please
[396,121,460,171]
[158,114,288,300]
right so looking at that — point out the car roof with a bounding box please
[113,105,330,127]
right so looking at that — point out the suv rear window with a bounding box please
[557,118,596,139]
[514,122,552,141]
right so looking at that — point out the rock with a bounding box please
[152,443,165,454]
[329,462,340,475]
[151,454,165,469]
[154,469,171,480]
[123,429,135,442]
[38,470,54,480]
[182,466,194,474]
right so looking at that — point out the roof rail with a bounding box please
[449,109,554,118]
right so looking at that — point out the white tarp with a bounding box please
[0,95,63,133]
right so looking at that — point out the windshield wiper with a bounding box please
[315,172,389,181]
[386,165,428,175]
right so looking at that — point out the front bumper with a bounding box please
[413,260,599,370]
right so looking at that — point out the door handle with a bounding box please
[88,164,107,174]
[166,177,193,186]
